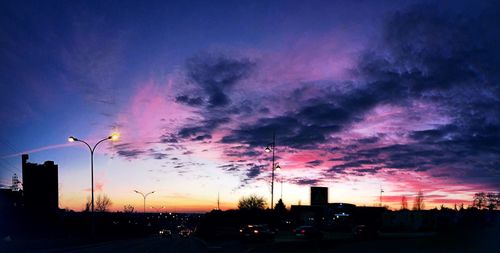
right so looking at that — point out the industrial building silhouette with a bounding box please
[21,154,59,212]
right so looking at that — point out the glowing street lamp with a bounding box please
[151,206,165,214]
[68,133,119,236]
[134,190,155,213]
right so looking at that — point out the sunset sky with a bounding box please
[1,0,499,212]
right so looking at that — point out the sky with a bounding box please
[1,0,499,212]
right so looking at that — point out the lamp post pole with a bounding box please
[68,133,119,236]
[134,190,155,213]
[271,133,275,210]
[265,132,281,210]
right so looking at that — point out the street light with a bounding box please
[151,206,165,215]
[68,133,119,235]
[134,190,155,213]
[265,132,281,210]
[275,163,284,199]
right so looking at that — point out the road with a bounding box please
[2,227,497,253]
[17,236,480,253]
[2,236,259,253]
[2,237,204,253]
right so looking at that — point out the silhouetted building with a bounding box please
[22,154,59,212]
[0,188,23,209]
[310,187,328,206]
[11,173,21,191]
[291,186,385,230]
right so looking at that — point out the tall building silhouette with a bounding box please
[22,154,59,212]
[310,187,328,206]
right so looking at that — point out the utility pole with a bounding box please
[265,132,280,210]
[280,175,283,200]
[271,132,276,210]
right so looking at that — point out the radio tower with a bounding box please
[216,192,220,210]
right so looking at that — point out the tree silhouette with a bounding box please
[83,194,112,212]
[413,191,425,210]
[474,192,499,210]
[275,198,287,214]
[95,194,112,212]
[238,194,267,210]
[83,196,91,212]
[486,192,499,210]
[473,192,487,209]
[400,196,408,210]
[123,204,135,213]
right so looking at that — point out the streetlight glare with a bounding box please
[265,146,272,153]
[68,136,77,142]
[110,133,120,141]
[275,164,281,171]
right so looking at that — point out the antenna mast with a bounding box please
[217,192,220,210]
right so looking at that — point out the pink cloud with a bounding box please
[83,182,104,192]
[112,78,196,151]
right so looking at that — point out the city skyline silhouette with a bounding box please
[1,0,499,214]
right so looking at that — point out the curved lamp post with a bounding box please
[265,132,281,210]
[68,133,119,236]
[134,190,155,213]
[151,206,165,214]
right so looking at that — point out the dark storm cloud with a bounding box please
[113,143,145,159]
[192,134,212,141]
[331,136,500,188]
[175,95,204,106]
[225,146,261,158]
[357,2,500,123]
[161,2,500,189]
[218,164,240,172]
[227,3,500,188]
[147,149,168,160]
[159,134,179,143]
[116,149,145,159]
[178,117,230,140]
[182,150,194,155]
[359,0,500,183]
[357,136,380,144]
[173,54,259,142]
[292,178,320,186]
[185,53,256,108]
[220,86,379,149]
[246,165,264,179]
[306,160,323,167]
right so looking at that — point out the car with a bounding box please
[239,224,275,242]
[158,229,172,238]
[179,228,192,237]
[293,226,323,239]
[352,225,379,240]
